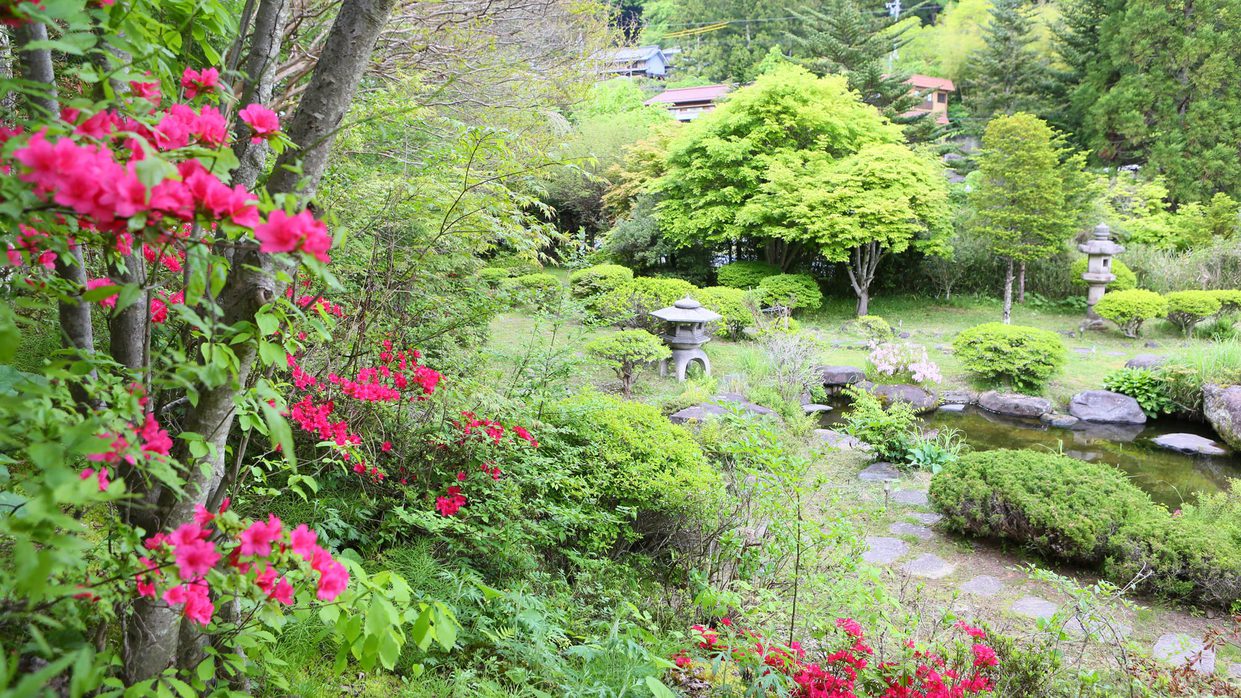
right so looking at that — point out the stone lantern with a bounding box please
[1078,222,1124,327]
[650,296,721,381]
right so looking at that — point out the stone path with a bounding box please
[844,473,1238,682]
[1153,633,1215,674]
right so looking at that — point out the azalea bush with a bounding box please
[866,342,943,385]
[667,616,1001,697]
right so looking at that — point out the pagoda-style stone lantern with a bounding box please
[650,296,721,381]
[1078,222,1124,327]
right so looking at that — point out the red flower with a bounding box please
[180,67,219,99]
[255,209,332,262]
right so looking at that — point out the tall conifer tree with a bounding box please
[961,0,1050,124]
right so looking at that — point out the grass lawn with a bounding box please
[486,291,1205,410]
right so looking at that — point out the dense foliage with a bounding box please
[585,330,672,397]
[1165,290,1223,336]
[757,274,824,313]
[715,260,780,289]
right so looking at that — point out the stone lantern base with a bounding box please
[660,347,712,381]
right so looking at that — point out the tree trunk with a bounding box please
[1017,261,1026,304]
[845,242,883,317]
[14,23,96,362]
[1002,258,1014,324]
[231,0,290,191]
[122,0,399,683]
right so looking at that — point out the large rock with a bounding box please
[1125,354,1166,369]
[818,365,866,389]
[869,383,937,413]
[669,404,728,424]
[1068,390,1147,424]
[977,391,1052,419]
[1151,433,1229,457]
[669,395,777,424]
[814,429,870,452]
[939,389,977,405]
[1203,384,1241,449]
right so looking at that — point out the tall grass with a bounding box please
[1160,338,1241,413]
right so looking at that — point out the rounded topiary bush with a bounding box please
[504,273,563,308]
[569,263,634,301]
[951,323,1066,392]
[595,277,697,331]
[1094,289,1168,338]
[584,329,671,397]
[716,261,780,289]
[758,273,823,312]
[478,266,513,287]
[930,450,1156,563]
[1165,290,1222,335]
[696,286,755,339]
[1070,257,1137,291]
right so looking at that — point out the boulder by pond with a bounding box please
[939,389,977,405]
[1203,384,1241,449]
[1151,433,1229,457]
[818,365,866,390]
[1125,353,1166,369]
[1068,390,1146,424]
[1040,413,1080,428]
[977,391,1052,419]
[869,383,937,413]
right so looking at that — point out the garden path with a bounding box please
[840,463,1241,683]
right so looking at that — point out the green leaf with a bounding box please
[259,401,295,469]
[643,677,676,698]
[0,303,19,364]
[255,310,280,337]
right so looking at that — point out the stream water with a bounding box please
[824,405,1241,508]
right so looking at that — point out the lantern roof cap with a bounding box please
[651,296,722,323]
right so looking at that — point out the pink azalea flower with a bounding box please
[239,103,280,143]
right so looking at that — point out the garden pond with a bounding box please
[824,405,1241,508]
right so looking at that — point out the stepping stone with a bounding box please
[1153,633,1215,675]
[892,489,929,506]
[959,575,1004,597]
[1010,596,1058,620]
[902,553,956,579]
[862,536,908,565]
[803,403,833,415]
[815,429,871,452]
[1228,662,1241,679]
[858,462,901,482]
[888,522,933,540]
[938,404,965,413]
[911,512,943,525]
[1151,433,1229,457]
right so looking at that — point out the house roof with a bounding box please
[645,84,732,105]
[907,74,955,92]
[603,46,665,64]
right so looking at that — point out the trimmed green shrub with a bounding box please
[1103,368,1175,417]
[545,391,725,545]
[1165,290,1222,335]
[595,277,697,331]
[716,260,780,289]
[1094,289,1167,338]
[504,273,563,309]
[570,263,634,301]
[951,323,1066,392]
[929,450,1152,563]
[758,273,823,312]
[931,450,1241,607]
[846,314,895,342]
[1209,289,1241,313]
[585,330,671,397]
[696,286,755,339]
[479,266,513,287]
[489,253,542,277]
[1070,257,1137,291]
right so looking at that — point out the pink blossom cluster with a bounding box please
[134,503,349,627]
[866,342,943,385]
[239,103,280,144]
[4,224,56,269]
[180,67,219,99]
